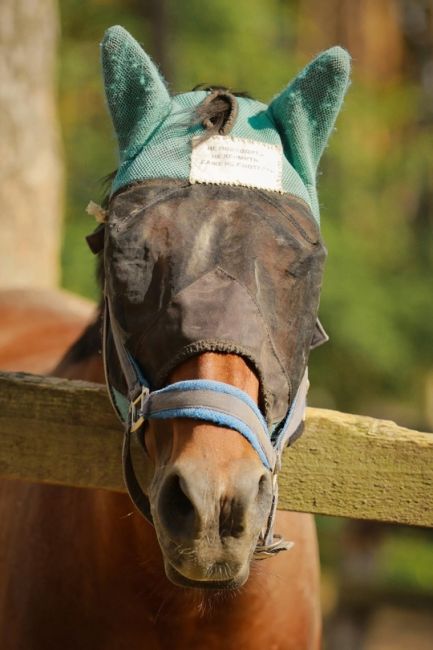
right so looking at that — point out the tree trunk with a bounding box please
[0,0,63,289]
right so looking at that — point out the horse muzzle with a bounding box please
[150,457,273,589]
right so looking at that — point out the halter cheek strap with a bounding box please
[103,294,309,557]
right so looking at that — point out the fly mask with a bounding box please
[95,26,351,557]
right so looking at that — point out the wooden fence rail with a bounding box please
[1,371,432,527]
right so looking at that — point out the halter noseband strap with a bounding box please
[103,294,308,557]
[130,380,276,468]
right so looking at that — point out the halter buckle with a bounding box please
[129,386,150,433]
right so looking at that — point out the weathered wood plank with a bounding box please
[0,371,432,526]
[0,371,123,491]
[279,410,433,527]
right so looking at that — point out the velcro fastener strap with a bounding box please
[142,380,276,470]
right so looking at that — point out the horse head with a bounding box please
[96,26,350,589]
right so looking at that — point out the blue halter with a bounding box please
[108,349,308,473]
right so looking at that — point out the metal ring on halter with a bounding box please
[130,386,150,433]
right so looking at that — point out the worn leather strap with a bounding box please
[122,422,153,523]
[105,295,142,401]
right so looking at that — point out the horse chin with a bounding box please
[164,560,250,591]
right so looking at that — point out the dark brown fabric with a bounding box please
[104,180,326,425]
[85,224,105,254]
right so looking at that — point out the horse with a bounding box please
[0,288,95,374]
[0,26,350,649]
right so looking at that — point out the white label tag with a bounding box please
[190,135,283,192]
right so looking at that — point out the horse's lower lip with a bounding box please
[165,561,248,591]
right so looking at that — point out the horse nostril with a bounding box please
[158,473,197,540]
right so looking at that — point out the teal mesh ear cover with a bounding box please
[101,25,350,222]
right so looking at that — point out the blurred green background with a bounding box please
[57,1,433,646]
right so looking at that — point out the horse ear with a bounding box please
[268,47,350,216]
[101,26,171,160]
